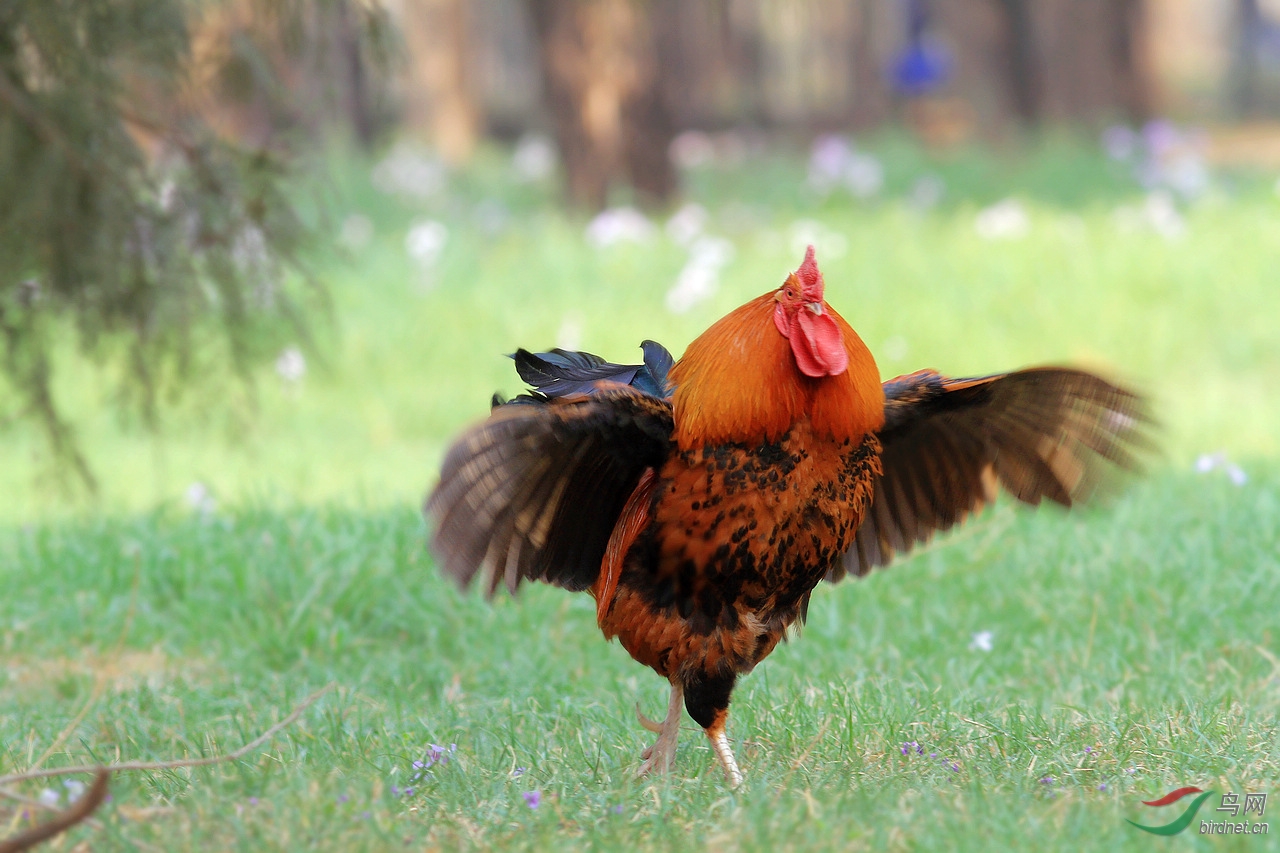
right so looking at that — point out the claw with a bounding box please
[636,682,684,778]
[635,702,664,734]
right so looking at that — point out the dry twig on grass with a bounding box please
[0,769,109,853]
[0,683,336,851]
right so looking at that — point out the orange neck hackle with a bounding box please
[669,291,884,450]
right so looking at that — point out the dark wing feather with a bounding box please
[513,349,638,398]
[510,341,675,401]
[635,339,675,398]
[829,367,1152,582]
[426,385,674,596]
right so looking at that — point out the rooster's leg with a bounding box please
[636,681,683,777]
[685,671,743,787]
[705,711,744,788]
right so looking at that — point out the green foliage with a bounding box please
[0,1,333,491]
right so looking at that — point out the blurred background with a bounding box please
[2,0,1278,519]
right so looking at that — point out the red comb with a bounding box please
[795,245,823,299]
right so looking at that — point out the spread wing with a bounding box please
[426,384,674,596]
[829,367,1152,582]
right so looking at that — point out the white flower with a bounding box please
[1111,195,1177,239]
[63,779,86,800]
[974,199,1029,240]
[405,220,448,268]
[1195,452,1246,486]
[1143,191,1186,240]
[969,631,994,653]
[585,207,655,248]
[844,152,884,199]
[275,347,306,383]
[38,788,61,808]
[513,134,556,182]
[372,143,445,199]
[185,482,216,516]
[666,263,718,315]
[665,237,735,315]
[665,203,708,246]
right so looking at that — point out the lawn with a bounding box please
[2,135,1279,850]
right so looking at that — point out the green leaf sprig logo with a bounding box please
[1126,787,1215,836]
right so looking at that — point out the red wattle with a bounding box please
[791,309,848,377]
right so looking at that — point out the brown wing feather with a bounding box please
[425,386,674,596]
[829,367,1152,582]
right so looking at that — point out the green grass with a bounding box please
[2,137,1280,849]
[2,475,1278,849]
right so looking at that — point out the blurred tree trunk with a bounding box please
[993,0,1041,125]
[849,0,889,131]
[401,0,480,165]
[1231,0,1262,116]
[1108,0,1153,123]
[526,0,676,211]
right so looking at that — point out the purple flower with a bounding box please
[248,797,259,806]
[610,804,624,815]
[337,794,349,804]
[511,767,527,778]
[1083,746,1093,754]
[1142,120,1180,157]
[929,752,936,759]
[412,744,459,781]
[1098,783,1108,792]
[391,786,400,796]
[420,743,456,771]
[1040,777,1054,785]
[402,788,414,797]
[917,744,924,755]
[950,763,960,772]
[523,791,542,810]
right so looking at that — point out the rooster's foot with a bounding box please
[636,682,683,777]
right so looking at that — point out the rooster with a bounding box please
[425,247,1147,786]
